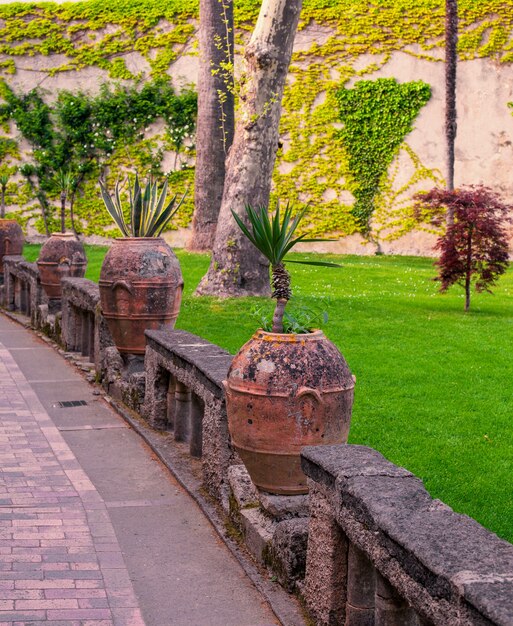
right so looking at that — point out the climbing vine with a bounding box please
[271,0,513,239]
[0,0,512,238]
[0,78,197,235]
[336,79,431,232]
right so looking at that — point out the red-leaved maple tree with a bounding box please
[415,186,511,311]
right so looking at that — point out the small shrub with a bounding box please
[414,186,511,310]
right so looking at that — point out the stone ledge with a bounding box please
[145,329,233,394]
[61,277,100,309]
[302,444,513,625]
[4,256,38,276]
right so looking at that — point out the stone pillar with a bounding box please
[20,281,29,314]
[303,485,349,626]
[190,393,204,457]
[5,267,14,310]
[166,375,176,430]
[375,573,418,626]
[14,276,21,311]
[81,311,90,356]
[146,367,171,431]
[346,543,376,625]
[174,381,191,442]
[88,312,95,360]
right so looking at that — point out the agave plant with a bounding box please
[99,173,186,237]
[232,202,340,333]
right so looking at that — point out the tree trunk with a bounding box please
[465,227,472,311]
[445,0,458,224]
[69,192,78,237]
[0,187,5,219]
[188,0,234,252]
[196,0,303,297]
[60,191,66,233]
[23,175,50,236]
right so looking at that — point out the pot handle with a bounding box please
[297,386,324,405]
[222,380,231,399]
[4,237,10,254]
[111,279,133,295]
[58,256,71,279]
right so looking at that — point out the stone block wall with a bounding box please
[61,277,113,371]
[3,255,44,325]
[143,329,235,501]
[301,445,513,626]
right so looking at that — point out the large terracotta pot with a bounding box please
[224,330,355,495]
[99,237,183,356]
[0,219,23,275]
[37,232,87,299]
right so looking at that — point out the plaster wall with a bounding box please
[1,15,513,255]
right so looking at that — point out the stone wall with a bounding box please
[1,4,513,254]
[143,329,235,500]
[3,255,513,625]
[301,445,513,626]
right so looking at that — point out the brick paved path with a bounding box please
[0,342,144,626]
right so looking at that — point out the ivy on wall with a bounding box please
[0,0,512,239]
[0,77,197,235]
[336,78,431,232]
[269,0,513,239]
[0,0,197,79]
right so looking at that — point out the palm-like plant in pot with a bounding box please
[225,203,355,495]
[99,173,185,356]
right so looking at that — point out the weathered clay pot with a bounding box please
[0,219,23,274]
[37,232,87,299]
[99,237,183,356]
[224,330,355,495]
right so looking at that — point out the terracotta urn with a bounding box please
[99,237,183,356]
[0,219,23,275]
[37,232,87,299]
[224,330,355,495]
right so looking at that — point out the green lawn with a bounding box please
[23,243,513,544]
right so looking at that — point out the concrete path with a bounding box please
[0,313,279,625]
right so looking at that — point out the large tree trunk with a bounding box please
[188,0,234,252]
[465,227,472,311]
[445,0,458,223]
[196,0,303,296]
[0,186,5,219]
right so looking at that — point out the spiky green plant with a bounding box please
[99,173,186,237]
[232,202,340,333]
[55,169,76,233]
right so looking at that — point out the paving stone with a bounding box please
[0,313,286,626]
[0,339,137,624]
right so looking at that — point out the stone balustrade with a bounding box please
[61,277,113,371]
[300,444,513,626]
[2,255,513,625]
[3,255,42,324]
[143,329,235,500]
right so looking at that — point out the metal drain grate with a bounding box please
[53,400,88,408]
